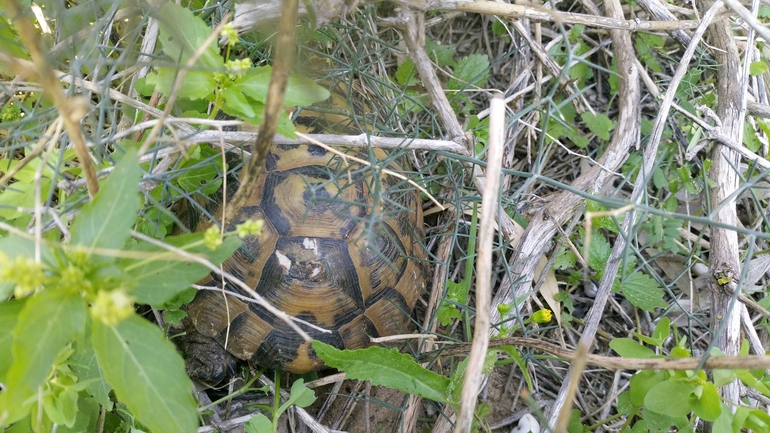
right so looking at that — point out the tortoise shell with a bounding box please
[185,143,427,380]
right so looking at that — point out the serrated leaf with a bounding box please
[395,60,419,86]
[146,68,216,100]
[92,315,197,433]
[448,54,489,90]
[425,38,455,67]
[609,338,656,358]
[0,291,86,425]
[237,67,330,107]
[587,231,611,272]
[312,341,451,403]
[156,2,223,70]
[581,112,613,141]
[70,150,141,258]
[644,380,696,418]
[121,234,240,307]
[619,273,668,311]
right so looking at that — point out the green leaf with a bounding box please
[0,300,25,378]
[425,38,455,67]
[156,2,223,70]
[237,67,330,107]
[0,291,87,425]
[57,396,99,433]
[312,341,451,403]
[629,370,665,406]
[693,382,721,421]
[222,84,255,118]
[92,315,197,433]
[277,379,316,416]
[146,68,217,100]
[619,273,668,311]
[609,338,656,358]
[744,120,762,153]
[750,61,768,76]
[652,317,670,343]
[616,391,634,414]
[581,112,613,141]
[448,54,489,90]
[245,413,273,433]
[0,178,52,222]
[70,150,141,258]
[644,380,696,418]
[395,60,419,86]
[587,231,611,272]
[736,369,770,397]
[121,234,240,307]
[71,339,113,411]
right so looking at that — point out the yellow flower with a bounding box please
[532,309,553,324]
[91,290,134,325]
[236,219,263,238]
[0,255,45,298]
[204,226,223,250]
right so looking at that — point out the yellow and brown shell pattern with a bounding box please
[186,143,428,376]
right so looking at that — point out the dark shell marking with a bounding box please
[187,145,426,374]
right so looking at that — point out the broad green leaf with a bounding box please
[222,85,255,117]
[712,403,735,433]
[616,391,634,414]
[0,291,86,425]
[744,120,762,153]
[448,54,489,89]
[71,339,113,411]
[57,396,99,433]
[121,234,240,307]
[92,315,197,433]
[313,341,451,403]
[156,2,223,70]
[644,380,695,418]
[70,150,141,257]
[581,112,613,141]
[693,382,721,421]
[619,273,667,311]
[176,163,224,195]
[609,338,656,358]
[245,413,272,433]
[750,61,768,76]
[0,178,52,221]
[146,68,217,100]
[237,67,330,107]
[736,369,770,397]
[0,300,25,378]
[277,379,316,415]
[745,409,770,431]
[629,370,665,406]
[395,60,419,86]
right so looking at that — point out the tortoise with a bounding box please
[182,143,428,384]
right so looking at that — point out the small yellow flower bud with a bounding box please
[204,226,223,250]
[222,23,239,47]
[91,290,134,326]
[1,256,45,298]
[532,309,553,324]
[236,219,263,238]
[497,303,510,315]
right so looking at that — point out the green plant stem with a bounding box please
[587,411,631,431]
[197,372,264,411]
[272,370,281,432]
